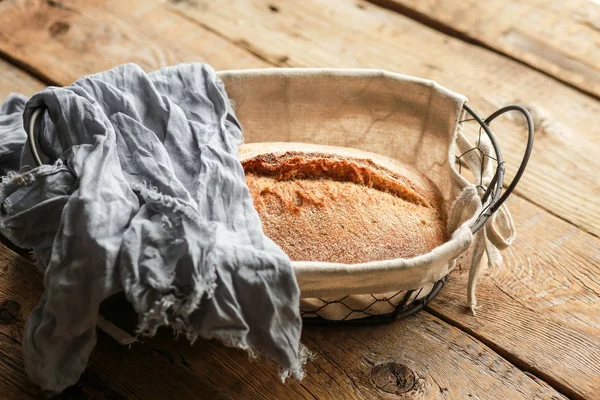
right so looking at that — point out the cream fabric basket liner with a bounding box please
[217,68,484,302]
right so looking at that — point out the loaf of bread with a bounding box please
[239,142,447,264]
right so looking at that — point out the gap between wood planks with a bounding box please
[424,305,581,400]
[0,51,55,89]
[508,191,600,241]
[366,0,600,103]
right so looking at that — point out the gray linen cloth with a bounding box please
[0,63,306,394]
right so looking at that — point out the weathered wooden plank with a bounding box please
[153,0,600,239]
[0,243,228,398]
[369,0,600,99]
[101,293,567,400]
[0,58,45,99]
[0,0,267,85]
[426,196,600,400]
[0,330,229,399]
[0,334,40,399]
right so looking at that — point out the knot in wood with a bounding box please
[0,300,22,323]
[371,362,416,395]
[49,21,70,37]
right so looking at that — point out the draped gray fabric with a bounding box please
[0,63,304,394]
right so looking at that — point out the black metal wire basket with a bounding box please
[26,69,535,333]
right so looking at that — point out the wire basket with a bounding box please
[27,69,534,332]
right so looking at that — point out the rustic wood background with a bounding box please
[0,0,598,399]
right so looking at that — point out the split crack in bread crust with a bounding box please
[239,142,448,264]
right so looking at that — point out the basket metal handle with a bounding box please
[28,108,46,167]
[462,103,534,234]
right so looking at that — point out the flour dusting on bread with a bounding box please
[240,142,447,264]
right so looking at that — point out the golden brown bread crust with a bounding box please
[240,142,447,264]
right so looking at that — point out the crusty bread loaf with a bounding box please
[239,142,447,264]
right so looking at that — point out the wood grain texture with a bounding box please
[0,0,267,85]
[427,198,600,400]
[0,58,45,99]
[155,0,600,239]
[0,334,41,399]
[0,244,228,399]
[101,294,567,400]
[370,0,600,99]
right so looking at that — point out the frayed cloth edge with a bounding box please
[135,294,311,382]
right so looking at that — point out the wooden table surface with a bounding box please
[0,0,598,399]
